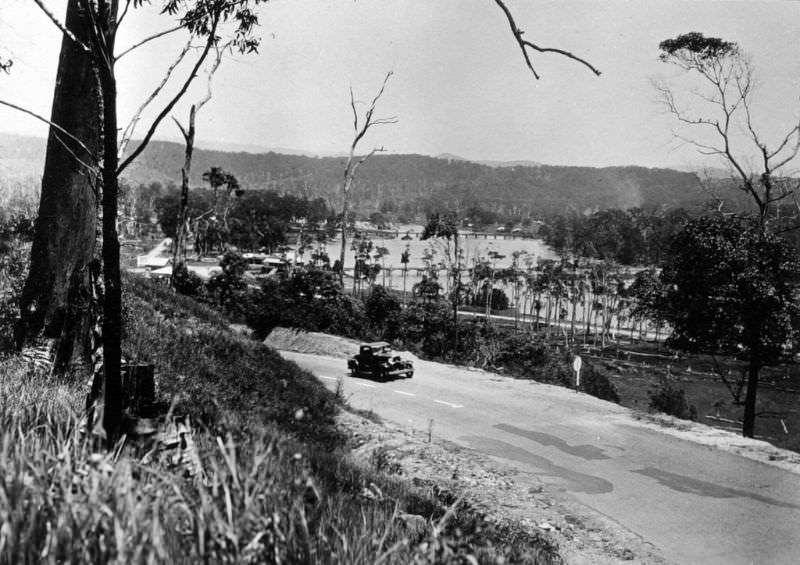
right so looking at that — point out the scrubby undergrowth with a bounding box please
[0,276,562,564]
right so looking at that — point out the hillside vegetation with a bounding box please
[128,142,709,217]
[0,273,561,564]
[1,132,725,219]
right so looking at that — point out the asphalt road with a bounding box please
[283,351,800,565]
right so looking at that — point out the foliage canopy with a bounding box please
[657,215,800,364]
[658,32,739,63]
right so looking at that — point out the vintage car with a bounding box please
[348,341,414,380]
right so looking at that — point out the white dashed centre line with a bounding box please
[355,382,376,388]
[393,390,416,397]
[434,400,464,408]
[319,376,337,381]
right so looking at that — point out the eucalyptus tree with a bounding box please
[422,212,462,349]
[642,215,800,437]
[9,0,266,445]
[656,32,800,226]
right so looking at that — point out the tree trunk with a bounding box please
[97,5,122,448]
[742,348,761,438]
[15,0,101,370]
[452,234,459,353]
[172,106,197,282]
[339,181,351,288]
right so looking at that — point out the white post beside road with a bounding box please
[573,354,582,392]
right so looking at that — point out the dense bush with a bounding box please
[450,328,620,403]
[387,300,460,359]
[241,269,621,403]
[471,287,510,311]
[0,248,26,353]
[365,285,401,336]
[245,268,368,339]
[649,378,697,420]
[171,262,205,297]
[580,363,621,403]
[0,215,33,353]
[493,332,552,375]
[206,251,249,316]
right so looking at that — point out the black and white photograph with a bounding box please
[2,1,800,563]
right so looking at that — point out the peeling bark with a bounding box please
[16,0,101,370]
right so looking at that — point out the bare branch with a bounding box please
[115,25,183,61]
[32,0,93,55]
[768,124,800,163]
[51,132,99,180]
[673,132,726,157]
[492,0,601,79]
[196,42,230,113]
[119,39,193,158]
[696,172,729,212]
[348,71,396,159]
[116,0,132,31]
[118,14,221,175]
[170,41,229,143]
[349,86,359,136]
[172,115,188,140]
[339,72,397,285]
[0,99,98,166]
[654,80,721,131]
[348,146,386,180]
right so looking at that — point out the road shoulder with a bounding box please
[339,408,672,565]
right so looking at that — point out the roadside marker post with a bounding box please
[573,355,582,392]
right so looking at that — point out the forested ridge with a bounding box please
[2,132,717,218]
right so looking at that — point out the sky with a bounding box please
[1,0,800,169]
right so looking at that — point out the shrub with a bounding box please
[365,285,401,334]
[649,378,697,420]
[493,332,551,375]
[580,364,621,403]
[171,262,204,297]
[0,220,30,353]
[205,251,248,315]
[471,287,510,311]
[388,300,459,360]
[245,269,369,339]
[491,335,620,403]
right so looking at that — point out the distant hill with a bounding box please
[437,153,543,169]
[1,132,719,218]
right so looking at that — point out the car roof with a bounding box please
[364,341,390,348]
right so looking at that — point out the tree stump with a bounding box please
[121,363,155,415]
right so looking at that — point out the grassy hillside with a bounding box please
[0,275,560,564]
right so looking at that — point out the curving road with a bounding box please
[283,351,800,565]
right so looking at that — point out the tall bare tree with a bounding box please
[655,32,800,226]
[338,71,397,287]
[172,43,228,280]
